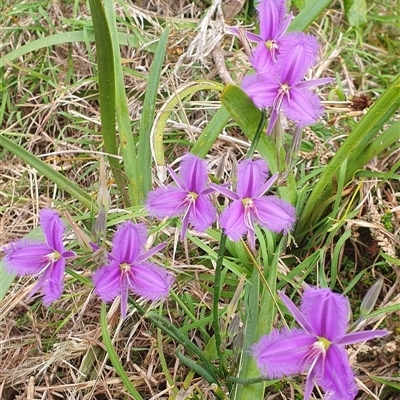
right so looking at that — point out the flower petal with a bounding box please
[110,222,147,264]
[39,209,65,251]
[282,87,324,126]
[237,159,269,198]
[336,329,389,346]
[252,328,315,378]
[241,73,279,109]
[257,0,286,41]
[250,42,275,74]
[277,32,319,85]
[253,196,296,234]
[129,262,174,301]
[41,258,66,306]
[180,153,209,193]
[219,200,247,241]
[278,291,315,334]
[92,261,122,302]
[146,186,187,218]
[318,344,358,400]
[300,287,350,340]
[4,240,52,275]
[189,194,217,232]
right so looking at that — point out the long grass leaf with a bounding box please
[288,0,333,32]
[0,31,139,65]
[88,0,129,205]
[296,74,400,237]
[138,27,169,195]
[103,0,141,205]
[0,134,93,209]
[100,304,144,399]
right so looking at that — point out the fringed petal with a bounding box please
[252,328,315,378]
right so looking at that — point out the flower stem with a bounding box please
[246,109,267,159]
[214,231,228,377]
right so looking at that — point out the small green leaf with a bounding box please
[344,0,367,28]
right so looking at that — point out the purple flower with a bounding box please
[250,0,293,72]
[242,32,333,134]
[92,221,174,318]
[210,159,296,248]
[3,209,76,306]
[252,287,389,400]
[146,154,217,239]
[229,0,292,72]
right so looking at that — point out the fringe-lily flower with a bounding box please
[210,159,296,248]
[3,209,76,306]
[243,32,333,135]
[252,287,389,400]
[229,0,293,72]
[146,153,217,239]
[92,222,174,318]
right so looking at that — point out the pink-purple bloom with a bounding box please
[210,159,296,248]
[242,32,333,135]
[3,209,76,306]
[230,0,293,72]
[252,287,389,400]
[92,221,174,318]
[146,154,217,239]
[249,0,293,71]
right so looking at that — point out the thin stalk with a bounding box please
[213,231,228,377]
[246,109,267,159]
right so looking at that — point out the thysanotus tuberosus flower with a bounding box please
[242,32,333,135]
[210,158,296,248]
[252,287,389,400]
[229,0,293,72]
[146,153,217,239]
[92,221,174,318]
[3,209,76,306]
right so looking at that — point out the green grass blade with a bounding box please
[103,0,141,205]
[191,105,231,158]
[138,27,169,195]
[88,0,129,205]
[296,74,400,237]
[288,0,333,32]
[0,31,139,65]
[346,122,400,182]
[234,239,282,399]
[0,134,93,209]
[176,352,218,386]
[100,304,144,399]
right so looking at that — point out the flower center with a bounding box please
[187,191,198,202]
[265,40,279,62]
[265,39,278,50]
[120,262,131,272]
[242,197,254,208]
[48,251,61,262]
[317,336,332,351]
[280,83,290,94]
